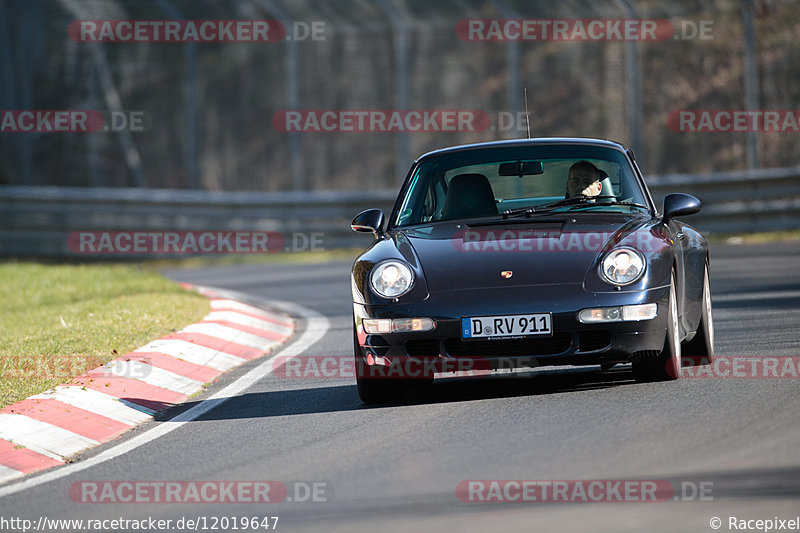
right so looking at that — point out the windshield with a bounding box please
[393,145,650,227]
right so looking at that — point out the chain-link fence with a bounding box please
[0,0,798,191]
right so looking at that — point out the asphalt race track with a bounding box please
[2,241,799,532]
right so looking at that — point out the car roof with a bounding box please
[415,137,630,163]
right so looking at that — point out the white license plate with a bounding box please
[461,313,552,339]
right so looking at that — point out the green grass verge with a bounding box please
[0,262,209,408]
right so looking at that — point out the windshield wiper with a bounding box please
[562,201,650,212]
[536,195,617,210]
[500,195,616,219]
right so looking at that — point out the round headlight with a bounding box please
[370,260,414,298]
[601,248,645,285]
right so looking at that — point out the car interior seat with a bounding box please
[441,173,498,220]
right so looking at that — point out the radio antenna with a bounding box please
[524,88,531,138]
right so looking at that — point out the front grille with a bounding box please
[405,339,441,358]
[578,330,612,352]
[444,333,572,358]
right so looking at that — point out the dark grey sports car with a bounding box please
[350,138,714,403]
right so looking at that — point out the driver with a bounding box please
[565,160,607,199]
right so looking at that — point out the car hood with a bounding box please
[396,215,654,292]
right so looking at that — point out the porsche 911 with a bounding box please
[351,138,714,403]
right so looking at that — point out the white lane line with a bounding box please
[180,323,280,350]
[208,299,281,318]
[136,339,245,371]
[98,361,205,396]
[0,298,328,498]
[0,465,25,485]
[28,387,152,426]
[0,415,99,461]
[203,311,294,336]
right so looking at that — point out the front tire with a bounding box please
[356,371,404,404]
[682,264,714,362]
[353,326,422,404]
[633,275,681,382]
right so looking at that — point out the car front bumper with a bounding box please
[354,283,670,375]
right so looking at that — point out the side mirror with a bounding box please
[351,208,385,237]
[663,193,701,223]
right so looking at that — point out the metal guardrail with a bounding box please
[646,166,800,233]
[1,167,799,257]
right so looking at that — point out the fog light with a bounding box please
[363,317,436,334]
[579,307,622,323]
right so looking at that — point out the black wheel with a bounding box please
[682,264,714,362]
[633,275,681,382]
[353,326,420,404]
[356,372,406,404]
